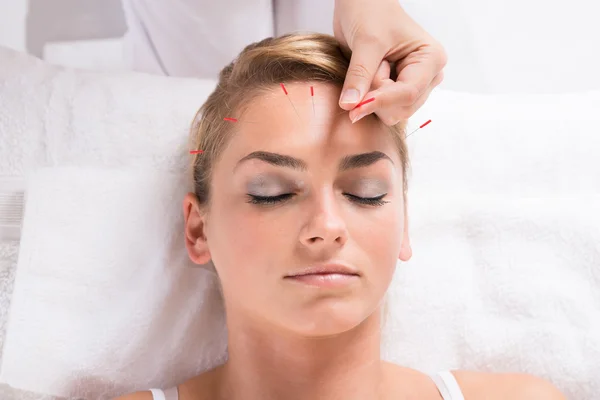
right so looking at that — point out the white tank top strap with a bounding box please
[430,371,465,400]
[149,386,179,400]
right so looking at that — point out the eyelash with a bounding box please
[246,193,389,207]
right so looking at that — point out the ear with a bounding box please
[399,205,412,262]
[183,192,212,265]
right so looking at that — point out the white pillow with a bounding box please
[0,46,228,399]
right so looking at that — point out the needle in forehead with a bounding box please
[281,83,301,121]
[311,86,315,116]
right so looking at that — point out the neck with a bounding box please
[218,309,385,400]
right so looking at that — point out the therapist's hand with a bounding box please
[333,0,448,125]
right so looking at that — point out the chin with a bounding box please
[283,301,374,337]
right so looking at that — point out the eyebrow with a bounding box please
[235,150,393,172]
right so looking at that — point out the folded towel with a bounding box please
[2,167,228,399]
[0,47,54,400]
[0,178,25,242]
[0,46,228,399]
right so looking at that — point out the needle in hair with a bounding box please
[280,83,301,120]
[223,117,238,122]
[189,150,204,154]
[310,86,315,116]
[405,119,432,138]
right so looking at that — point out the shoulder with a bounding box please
[381,363,452,398]
[112,391,154,400]
[451,370,567,400]
[112,365,224,400]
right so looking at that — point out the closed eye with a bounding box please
[343,193,389,206]
[246,193,389,207]
[247,193,295,205]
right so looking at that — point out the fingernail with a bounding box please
[352,113,367,124]
[340,88,361,104]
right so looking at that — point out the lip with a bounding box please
[285,263,361,278]
[284,263,361,288]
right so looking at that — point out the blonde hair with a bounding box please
[188,32,409,208]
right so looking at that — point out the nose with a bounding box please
[300,191,348,251]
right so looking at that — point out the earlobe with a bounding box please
[399,231,412,261]
[399,240,412,261]
[398,210,412,262]
[183,192,212,265]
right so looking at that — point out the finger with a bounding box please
[347,80,409,123]
[339,38,386,110]
[347,87,380,123]
[372,60,392,89]
[348,70,443,125]
[345,60,393,123]
[430,69,444,88]
[375,77,439,126]
[349,71,441,126]
[395,49,446,103]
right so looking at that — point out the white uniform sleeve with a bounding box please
[273,0,334,37]
[121,0,274,78]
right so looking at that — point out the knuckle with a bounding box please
[407,104,419,117]
[356,31,385,47]
[407,97,426,116]
[397,107,412,121]
[377,94,387,108]
[405,85,420,104]
[382,114,400,126]
[439,47,449,67]
[347,63,372,80]
[435,70,445,85]
[431,42,449,67]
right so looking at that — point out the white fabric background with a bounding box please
[2,0,598,93]
[119,0,600,93]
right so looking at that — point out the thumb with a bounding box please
[339,39,386,110]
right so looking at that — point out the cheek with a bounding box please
[206,197,291,285]
[348,204,404,272]
[354,203,403,245]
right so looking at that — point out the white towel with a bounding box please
[2,166,228,400]
[0,46,228,399]
[0,45,52,400]
[381,90,600,400]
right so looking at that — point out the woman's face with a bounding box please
[184,82,411,336]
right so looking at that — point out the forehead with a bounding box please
[222,82,400,166]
